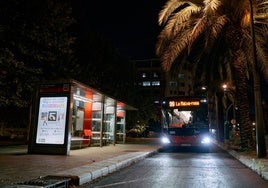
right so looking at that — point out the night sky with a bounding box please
[72,0,165,60]
[71,1,268,98]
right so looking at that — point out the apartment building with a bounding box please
[164,64,194,98]
[134,59,165,103]
[134,59,194,101]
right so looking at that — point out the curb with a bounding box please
[52,150,158,185]
[214,141,268,181]
[227,150,268,181]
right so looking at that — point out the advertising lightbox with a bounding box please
[36,97,68,144]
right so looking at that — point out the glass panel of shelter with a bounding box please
[116,109,125,143]
[70,85,127,147]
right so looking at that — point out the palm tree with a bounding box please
[156,0,268,152]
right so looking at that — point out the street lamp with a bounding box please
[248,0,266,158]
[222,83,236,142]
[201,86,213,138]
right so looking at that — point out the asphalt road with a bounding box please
[79,145,268,188]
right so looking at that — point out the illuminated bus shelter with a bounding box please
[28,79,136,155]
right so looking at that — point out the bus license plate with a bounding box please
[181,144,191,146]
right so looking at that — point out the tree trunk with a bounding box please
[233,53,254,150]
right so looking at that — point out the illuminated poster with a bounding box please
[36,97,68,144]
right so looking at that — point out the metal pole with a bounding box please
[113,101,117,145]
[226,103,233,122]
[224,103,233,141]
[215,93,220,141]
[100,96,105,147]
[249,0,266,157]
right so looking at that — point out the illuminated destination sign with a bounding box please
[168,99,200,108]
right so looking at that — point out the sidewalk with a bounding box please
[0,138,162,187]
[215,141,268,181]
[0,138,268,187]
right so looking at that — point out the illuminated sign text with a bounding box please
[168,100,200,108]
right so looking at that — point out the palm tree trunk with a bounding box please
[233,53,254,151]
[252,65,267,157]
[249,0,267,157]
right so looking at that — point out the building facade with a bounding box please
[164,64,194,98]
[134,58,165,104]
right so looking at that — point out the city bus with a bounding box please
[160,97,211,151]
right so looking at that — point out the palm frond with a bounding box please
[159,0,203,25]
[203,0,222,14]
[156,29,172,56]
[211,15,228,38]
[188,16,208,52]
[204,15,229,50]
[168,6,202,38]
[257,0,268,9]
[160,31,191,71]
[158,0,187,25]
[255,0,268,24]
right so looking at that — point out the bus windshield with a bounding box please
[162,98,208,130]
[168,109,208,129]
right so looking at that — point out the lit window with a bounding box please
[169,81,177,86]
[152,81,160,86]
[143,81,151,86]
[153,72,159,78]
[178,74,185,78]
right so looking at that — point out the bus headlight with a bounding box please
[201,136,211,144]
[161,136,171,144]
